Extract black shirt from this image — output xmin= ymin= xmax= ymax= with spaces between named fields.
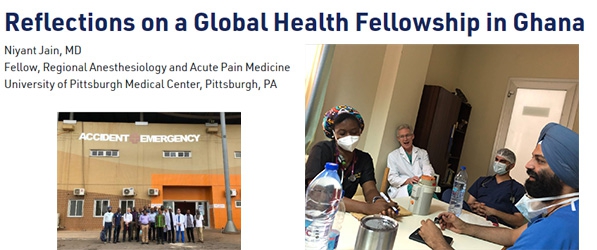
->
xmin=305 ymin=140 xmax=376 ymax=199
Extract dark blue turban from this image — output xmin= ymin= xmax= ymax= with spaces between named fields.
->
xmin=537 ymin=122 xmax=579 ymax=189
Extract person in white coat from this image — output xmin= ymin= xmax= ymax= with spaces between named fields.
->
xmin=163 ymin=207 xmax=173 ymax=243
xmin=174 ymin=208 xmax=187 ymax=243
xmin=387 ymin=124 xmax=436 ymax=199
xmin=195 ymin=210 xmax=204 ymax=243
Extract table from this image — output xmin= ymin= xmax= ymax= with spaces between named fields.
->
xmin=336 ymin=196 xmax=505 ymax=249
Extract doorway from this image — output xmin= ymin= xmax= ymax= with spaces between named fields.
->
xmin=164 ymin=200 xmax=210 ymax=228
xmin=492 ymin=78 xmax=578 ymax=182
xmin=175 ymin=201 xmax=196 ymax=215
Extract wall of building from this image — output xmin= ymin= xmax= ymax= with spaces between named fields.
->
xmin=57 ymin=121 xmax=241 ymax=230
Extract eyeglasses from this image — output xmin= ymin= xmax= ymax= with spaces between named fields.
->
xmin=398 ymin=134 xmax=414 ymax=139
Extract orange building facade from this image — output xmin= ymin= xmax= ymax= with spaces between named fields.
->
xmin=57 ymin=120 xmax=241 ymax=231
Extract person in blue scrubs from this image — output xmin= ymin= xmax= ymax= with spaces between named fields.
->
xmin=419 ymin=123 xmax=579 ymax=250
xmin=467 ymin=148 xmax=526 ymax=228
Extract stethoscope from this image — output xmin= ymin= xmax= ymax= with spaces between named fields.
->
xmin=335 ymin=149 xmax=357 ymax=184
xmin=481 ymin=175 xmax=516 ymax=204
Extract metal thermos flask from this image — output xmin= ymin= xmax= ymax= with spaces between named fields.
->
xmin=408 ymin=175 xmax=436 ymax=215
xmin=354 ymin=214 xmax=398 ymax=250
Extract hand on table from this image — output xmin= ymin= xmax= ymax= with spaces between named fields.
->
xmin=436 ymin=212 xmax=468 ymax=234
xmin=367 ymin=199 xmax=399 ymax=218
xmin=419 ymin=219 xmax=453 ymax=250
xmin=470 ymin=202 xmax=497 ymax=217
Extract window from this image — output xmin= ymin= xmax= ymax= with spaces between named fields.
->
xmin=68 ymin=200 xmax=84 ymax=217
xmin=163 ymin=201 xmax=174 ymax=211
xmin=94 ymin=200 xmax=110 ymax=217
xmin=234 ymin=151 xmax=241 ymax=158
xmin=90 ymin=149 xmax=119 ymax=157
xmin=235 ymin=200 xmax=241 ymax=208
xmin=120 ymin=200 xmax=135 ymax=212
xmin=163 ymin=151 xmax=191 ymax=158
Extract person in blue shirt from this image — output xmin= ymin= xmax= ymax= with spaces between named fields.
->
xmin=419 ymin=122 xmax=579 ymax=250
xmin=467 ymin=148 xmax=526 ymax=228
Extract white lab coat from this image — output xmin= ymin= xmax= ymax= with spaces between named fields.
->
xmin=164 ymin=211 xmax=172 ymax=231
xmin=387 ymin=146 xmax=435 ymax=199
xmin=174 ymin=213 xmax=186 ymax=231
xmin=195 ymin=214 xmax=204 ymax=228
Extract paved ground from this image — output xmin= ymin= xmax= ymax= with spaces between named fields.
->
xmin=57 ymin=229 xmax=241 ymax=249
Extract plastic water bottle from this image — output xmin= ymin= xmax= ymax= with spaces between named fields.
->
xmin=327 ymin=191 xmax=345 ymax=250
xmin=306 ymin=162 xmax=343 ymax=250
xmin=448 ymin=166 xmax=468 ymax=217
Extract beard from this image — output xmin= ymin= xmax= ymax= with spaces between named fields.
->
xmin=525 ymin=169 xmax=563 ymax=198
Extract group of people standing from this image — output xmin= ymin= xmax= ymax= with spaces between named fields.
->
xmin=102 ymin=205 xmax=205 ymax=245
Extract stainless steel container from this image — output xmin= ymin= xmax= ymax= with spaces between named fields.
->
xmin=354 ymin=215 xmax=398 ymax=250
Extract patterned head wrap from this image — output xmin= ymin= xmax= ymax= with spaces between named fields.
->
xmin=322 ymin=105 xmax=365 ymax=139
xmin=537 ymin=122 xmax=579 ymax=189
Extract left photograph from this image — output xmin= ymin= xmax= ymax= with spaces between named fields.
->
xmin=57 ymin=112 xmax=241 ymax=247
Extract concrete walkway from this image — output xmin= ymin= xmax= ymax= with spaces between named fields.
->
xmin=57 ymin=229 xmax=241 ymax=249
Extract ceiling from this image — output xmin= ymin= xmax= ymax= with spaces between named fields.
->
xmin=57 ymin=112 xmax=241 ymax=125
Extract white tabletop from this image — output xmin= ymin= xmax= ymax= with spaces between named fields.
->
xmin=336 ymin=197 xmax=505 ymax=250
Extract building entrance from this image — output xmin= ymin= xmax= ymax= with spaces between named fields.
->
xmin=164 ymin=200 xmax=210 ymax=228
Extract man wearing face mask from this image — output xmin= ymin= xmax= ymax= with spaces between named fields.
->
xmin=466 ymin=148 xmax=526 ymax=228
xmin=418 ymin=122 xmax=579 ymax=250
xmin=386 ymin=123 xmax=436 ymax=199
xmin=306 ymin=105 xmax=398 ymax=216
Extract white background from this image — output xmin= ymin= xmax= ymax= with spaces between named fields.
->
xmin=1 ymin=0 xmax=591 ymax=248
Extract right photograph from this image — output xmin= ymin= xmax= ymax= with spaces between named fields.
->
xmin=304 ymin=44 xmax=579 ymax=250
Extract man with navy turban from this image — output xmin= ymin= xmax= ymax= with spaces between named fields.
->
xmin=418 ymin=122 xmax=579 ymax=250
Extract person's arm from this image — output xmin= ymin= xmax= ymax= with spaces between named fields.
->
xmin=342 ymin=181 xmax=397 ymax=216
xmin=467 ymin=194 xmax=477 ymax=204
xmin=481 ymin=206 xmax=527 ymax=228
xmin=364 ymin=180 xmax=398 ymax=216
xmin=420 ymin=150 xmax=436 ymax=176
xmin=305 ymin=142 xmax=332 ymax=188
xmin=438 ymin=212 xmax=526 ymax=247
xmin=419 ymin=219 xmax=454 ymax=250
xmin=387 ymin=152 xmax=409 ymax=187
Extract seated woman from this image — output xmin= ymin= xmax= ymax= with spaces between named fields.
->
xmin=306 ymin=105 xmax=397 ymax=216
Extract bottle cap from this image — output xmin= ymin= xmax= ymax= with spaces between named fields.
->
xmin=325 ymin=162 xmax=339 ymax=171
xmin=460 ymin=166 xmax=466 ymax=170
xmin=421 ymin=175 xmax=435 ymax=186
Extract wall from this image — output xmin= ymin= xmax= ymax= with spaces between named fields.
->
xmin=311 ymin=44 xmax=386 ymax=147
xmin=447 ymin=45 xmax=579 ymax=188
xmin=57 ymin=121 xmax=242 ymax=230
xmin=311 ymin=44 xmax=579 ymax=196
xmin=310 ymin=44 xmax=434 ymax=192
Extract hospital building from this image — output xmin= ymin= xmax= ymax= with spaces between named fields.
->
xmin=57 ymin=112 xmax=241 ymax=231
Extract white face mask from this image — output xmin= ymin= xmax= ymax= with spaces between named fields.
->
xmin=493 ymin=161 xmax=508 ymax=175
xmin=336 ymin=135 xmax=360 ymax=152
xmin=515 ymin=192 xmax=579 ymax=221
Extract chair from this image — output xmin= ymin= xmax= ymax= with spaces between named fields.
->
xmin=441 ymin=189 xmax=472 ymax=212
xmin=380 ymin=167 xmax=390 ymax=194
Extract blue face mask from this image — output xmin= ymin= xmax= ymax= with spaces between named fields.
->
xmin=515 ymin=192 xmax=579 ymax=221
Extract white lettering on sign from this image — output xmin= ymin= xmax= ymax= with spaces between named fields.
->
xmin=140 ymin=134 xmax=201 ymax=143
xmin=213 ymin=204 xmax=225 ymax=209
xmin=78 ymin=133 xmax=201 ymax=143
